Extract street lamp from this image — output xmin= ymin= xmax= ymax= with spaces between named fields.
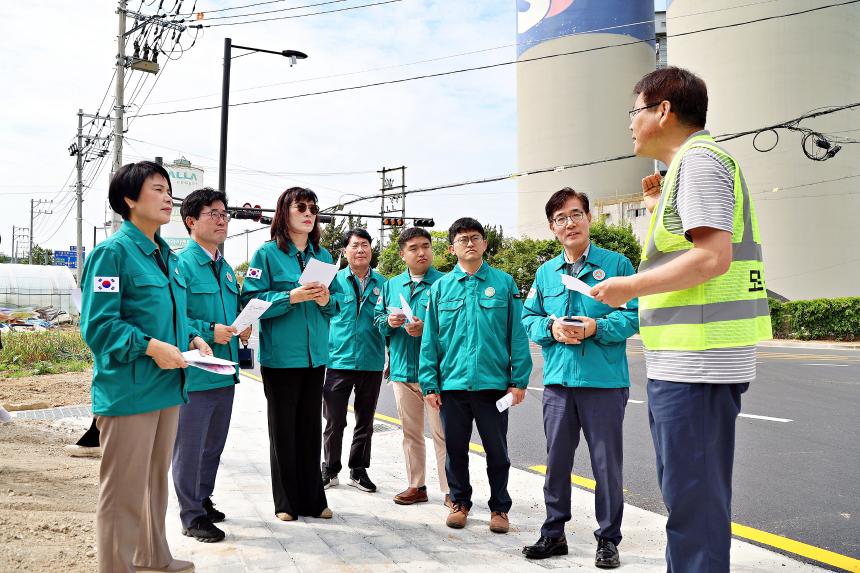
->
xmin=218 ymin=38 xmax=308 ymax=198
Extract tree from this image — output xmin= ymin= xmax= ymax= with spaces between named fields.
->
xmin=0 ymin=252 xmax=10 ymax=264
xmin=18 ymin=245 xmax=53 ymax=266
xmin=590 ymin=221 xmax=641 ymax=268
xmin=233 ymin=261 xmax=249 ymax=288
xmin=490 ymin=237 xmax=558 ymax=296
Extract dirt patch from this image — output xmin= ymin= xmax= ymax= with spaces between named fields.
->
xmin=0 ymin=370 xmax=91 ymax=410
xmin=0 ymin=419 xmax=99 ymax=572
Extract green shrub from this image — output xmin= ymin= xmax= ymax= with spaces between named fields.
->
xmin=769 ymin=297 xmax=860 ymax=341
xmin=0 ymin=330 xmax=93 ymax=376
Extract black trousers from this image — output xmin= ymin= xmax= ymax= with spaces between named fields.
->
xmin=440 ymin=390 xmax=512 ymax=513
xmin=261 ymin=366 xmax=327 ymax=517
xmin=322 ymin=369 xmax=383 ymax=474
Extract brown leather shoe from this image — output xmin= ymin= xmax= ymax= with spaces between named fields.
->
xmin=443 ymin=494 xmax=454 ymax=509
xmin=489 ymin=511 xmax=509 ymax=534
xmin=394 ymin=486 xmax=428 ymax=505
xmin=446 ymin=503 xmax=469 ymax=529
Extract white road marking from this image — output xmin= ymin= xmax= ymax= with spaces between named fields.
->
xmin=803 ymin=363 xmax=849 ymax=367
xmin=739 ymin=413 xmax=793 ymax=423
xmin=629 ymin=399 xmax=645 ymax=404
xmin=528 ymin=386 xmax=543 ymax=391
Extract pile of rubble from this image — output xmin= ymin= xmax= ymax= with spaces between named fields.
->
xmin=0 ymin=306 xmax=73 ymax=332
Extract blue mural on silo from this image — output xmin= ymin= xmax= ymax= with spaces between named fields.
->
xmin=517 ymin=0 xmax=655 ymax=56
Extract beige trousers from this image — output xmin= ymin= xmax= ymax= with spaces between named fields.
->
xmin=392 ymin=382 xmax=448 ymax=493
xmin=96 ymin=406 xmax=179 ymax=573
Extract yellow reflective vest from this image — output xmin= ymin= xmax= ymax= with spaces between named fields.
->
xmin=638 ymin=133 xmax=772 ymax=351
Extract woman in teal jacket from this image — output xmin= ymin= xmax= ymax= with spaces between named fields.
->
xmin=80 ymin=161 xmax=211 ymax=573
xmin=241 ymin=186 xmax=340 ymax=521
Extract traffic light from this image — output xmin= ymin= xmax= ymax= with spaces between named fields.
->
xmin=413 ymin=218 xmax=435 ymax=227
xmin=382 ymin=217 xmax=404 ymax=226
xmin=231 ymin=202 xmax=263 ymax=221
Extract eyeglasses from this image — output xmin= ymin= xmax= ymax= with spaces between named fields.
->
xmin=200 ymin=210 xmax=231 ymax=222
xmin=551 ymin=211 xmax=586 ymax=226
xmin=628 ymin=102 xmax=661 ymax=121
xmin=453 ymin=235 xmax=484 ymax=246
xmin=294 ymin=202 xmax=319 ymax=215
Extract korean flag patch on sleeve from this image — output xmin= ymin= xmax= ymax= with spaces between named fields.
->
xmin=246 ymin=267 xmax=263 ymax=279
xmin=94 ymin=276 xmax=119 ymax=292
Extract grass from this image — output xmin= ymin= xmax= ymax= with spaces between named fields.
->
xmin=0 ymin=329 xmax=93 ymax=378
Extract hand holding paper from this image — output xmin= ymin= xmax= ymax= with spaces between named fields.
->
xmin=181 ymin=350 xmax=237 ymax=375
xmin=398 ymin=293 xmax=415 ymax=323
xmin=560 ymin=273 xmax=626 ymax=309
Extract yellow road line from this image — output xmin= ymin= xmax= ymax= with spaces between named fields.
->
xmin=731 ymin=523 xmax=860 ymax=572
xmin=529 ymin=464 xmax=597 ymax=490
xmin=243 ymin=370 xmax=860 ymax=571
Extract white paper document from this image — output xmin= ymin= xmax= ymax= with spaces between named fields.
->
xmin=495 ymin=393 xmax=514 ymax=413
xmin=70 ymin=288 xmax=82 ymax=312
xmin=299 ymin=257 xmax=339 ymax=287
xmin=231 ymin=298 xmax=271 ymax=332
xmin=182 ymin=350 xmax=237 ymax=375
xmin=559 ymin=273 xmax=626 ymax=309
xmin=398 ymin=293 xmax=415 ymax=323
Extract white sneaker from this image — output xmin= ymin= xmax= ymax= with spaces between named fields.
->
xmin=64 ymin=445 xmax=102 ymax=458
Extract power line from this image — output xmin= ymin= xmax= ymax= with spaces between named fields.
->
xmin=132 ymin=0 xmax=860 ymax=120
xmin=181 ymin=0 xmax=345 ymax=15
xmin=192 ymin=0 xmax=351 ymax=20
xmin=191 ymin=0 xmax=401 ymax=27
xmin=145 ymin=18 xmax=656 ymax=107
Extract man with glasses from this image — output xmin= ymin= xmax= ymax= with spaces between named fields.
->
xmin=323 ymin=228 xmax=387 ymax=493
xmin=521 ymin=188 xmax=638 ymax=568
xmin=593 ymin=67 xmax=771 ymax=572
xmin=174 ymin=187 xmax=251 ymax=542
xmin=419 ymin=218 xmax=532 ymax=534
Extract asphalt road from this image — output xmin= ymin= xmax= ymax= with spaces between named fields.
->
xmin=372 ymin=340 xmax=860 ymax=568
xmin=243 ymin=337 xmax=859 ymax=569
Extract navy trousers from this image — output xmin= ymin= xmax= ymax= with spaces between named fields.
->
xmin=541 ymin=385 xmax=628 ymax=543
xmin=440 ymin=390 xmax=512 ymax=513
xmin=647 ymin=379 xmax=748 ymax=573
xmin=172 ymin=384 xmax=235 ymax=529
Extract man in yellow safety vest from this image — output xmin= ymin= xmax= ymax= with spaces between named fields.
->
xmin=592 ymin=66 xmax=772 ymax=573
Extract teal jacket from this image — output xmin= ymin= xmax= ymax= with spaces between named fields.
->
xmin=81 ymin=220 xmax=196 ymax=416
xmin=521 ymin=244 xmax=639 ymax=388
xmin=240 ymin=240 xmax=341 ymax=368
xmin=374 ymin=267 xmax=444 ymax=383
xmin=178 ymin=240 xmax=240 ymax=392
xmin=419 ymin=262 xmax=533 ymax=394
xmin=328 ymin=267 xmax=387 ymax=371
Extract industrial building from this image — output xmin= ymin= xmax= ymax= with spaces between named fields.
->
xmin=517 ymin=0 xmax=860 ymax=300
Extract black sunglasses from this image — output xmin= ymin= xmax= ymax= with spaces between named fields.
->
xmin=294 ymin=202 xmax=319 ymax=215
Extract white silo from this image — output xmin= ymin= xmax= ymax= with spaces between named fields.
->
xmin=666 ymin=0 xmax=860 ymax=299
xmin=516 ymin=0 xmax=656 ymax=237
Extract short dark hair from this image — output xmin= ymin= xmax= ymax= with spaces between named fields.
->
xmin=398 ymin=226 xmax=432 ymax=249
xmin=633 ymin=66 xmax=708 ymax=128
xmin=180 ymin=187 xmax=228 ymax=233
xmin=545 ymin=187 xmax=590 ymax=221
xmin=271 ymin=187 xmax=321 ymax=252
xmin=343 ymin=228 xmax=373 ymax=247
xmin=448 ymin=217 xmax=485 ymax=244
xmin=108 ymin=161 xmax=172 ymax=220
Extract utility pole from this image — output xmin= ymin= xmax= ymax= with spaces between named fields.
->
xmin=110 ymin=0 xmax=128 ymax=233
xmin=14 ymin=227 xmax=30 ymax=264
xmin=76 ymin=109 xmax=84 ymax=282
xmin=11 ymin=226 xmax=15 ymax=264
xmin=378 ymin=166 xmax=406 ymax=248
xmin=29 ymin=200 xmax=53 ymax=264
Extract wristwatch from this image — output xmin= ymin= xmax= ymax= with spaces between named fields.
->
xmin=209 ymin=322 xmax=216 ymax=332
xmin=547 ymin=318 xmax=555 ymax=334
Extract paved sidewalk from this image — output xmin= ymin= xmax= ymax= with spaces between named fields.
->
xmin=164 ymin=376 xmax=825 ymax=572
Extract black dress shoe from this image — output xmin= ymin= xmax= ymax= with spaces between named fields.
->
xmin=203 ymin=497 xmax=225 ymax=523
xmin=523 ymin=535 xmax=568 ymax=560
xmin=595 ymin=538 xmax=620 ymax=569
xmin=182 ymin=516 xmax=225 ymax=543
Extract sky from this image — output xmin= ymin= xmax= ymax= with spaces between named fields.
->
xmin=0 ymin=0 xmax=528 ymax=266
